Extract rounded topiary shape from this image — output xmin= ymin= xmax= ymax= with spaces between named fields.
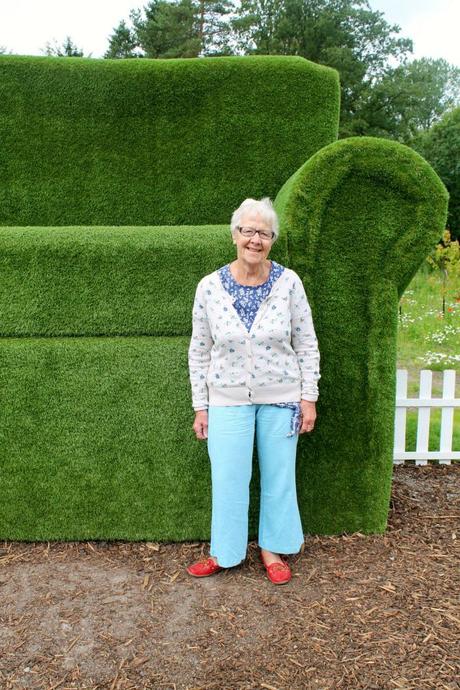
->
xmin=274 ymin=137 xmax=448 ymax=534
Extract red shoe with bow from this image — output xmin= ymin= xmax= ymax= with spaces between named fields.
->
xmin=261 ymin=554 xmax=292 ymax=585
xmin=186 ymin=556 xmax=223 ymax=578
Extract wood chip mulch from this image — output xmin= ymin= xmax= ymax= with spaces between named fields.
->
xmin=0 ymin=464 xmax=459 ymax=690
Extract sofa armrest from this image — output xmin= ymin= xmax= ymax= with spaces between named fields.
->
xmin=275 ymin=136 xmax=448 ymax=299
xmin=273 ymin=137 xmax=448 ymax=534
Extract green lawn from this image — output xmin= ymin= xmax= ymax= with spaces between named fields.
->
xmin=397 ymin=261 xmax=460 ymax=454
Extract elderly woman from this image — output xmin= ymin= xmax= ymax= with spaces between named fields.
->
xmin=187 ymin=197 xmax=320 ymax=585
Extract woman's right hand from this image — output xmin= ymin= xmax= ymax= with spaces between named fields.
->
xmin=193 ymin=410 xmax=208 ymax=440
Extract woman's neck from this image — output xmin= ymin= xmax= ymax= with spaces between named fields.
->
xmin=231 ymin=259 xmax=271 ymax=286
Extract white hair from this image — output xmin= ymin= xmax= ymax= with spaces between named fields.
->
xmin=230 ymin=197 xmax=279 ymax=241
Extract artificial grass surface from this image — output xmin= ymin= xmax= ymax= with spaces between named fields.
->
xmin=0 ymin=54 xmax=339 ymax=227
xmin=274 ymin=137 xmax=449 ymax=535
xmin=0 ymin=225 xmax=283 ymax=336
xmin=0 ymin=223 xmax=289 ymax=539
xmin=0 ymin=336 xmax=210 ymax=540
xmin=0 ymin=58 xmax=450 ymax=540
xmin=0 ymin=334 xmax=388 ymax=540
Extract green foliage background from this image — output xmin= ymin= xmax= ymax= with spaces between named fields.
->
xmin=412 ymin=108 xmax=460 ymax=239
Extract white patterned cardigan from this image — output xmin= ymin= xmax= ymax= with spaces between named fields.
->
xmin=218 ymin=260 xmax=302 ymax=436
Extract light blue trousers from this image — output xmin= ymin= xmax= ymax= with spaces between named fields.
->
xmin=207 ymin=404 xmax=304 ymax=568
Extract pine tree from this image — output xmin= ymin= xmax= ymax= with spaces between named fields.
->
xmin=105 ymin=20 xmax=140 ymax=59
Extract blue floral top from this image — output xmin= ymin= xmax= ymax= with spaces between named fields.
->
xmin=217 ymin=261 xmax=302 ymax=436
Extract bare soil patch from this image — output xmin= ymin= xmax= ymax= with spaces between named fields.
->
xmin=1 ymin=464 xmax=459 ymax=690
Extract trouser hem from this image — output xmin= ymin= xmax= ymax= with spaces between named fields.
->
xmin=211 ymin=554 xmax=246 ymax=568
xmin=257 ymin=541 xmax=304 ymax=555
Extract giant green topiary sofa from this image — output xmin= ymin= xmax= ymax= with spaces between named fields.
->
xmin=0 ymin=54 xmax=448 ymax=540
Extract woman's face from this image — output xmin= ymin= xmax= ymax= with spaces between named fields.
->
xmin=234 ymin=212 xmax=274 ymax=266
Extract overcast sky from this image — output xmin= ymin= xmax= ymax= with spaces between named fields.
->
xmin=0 ymin=0 xmax=459 ymax=66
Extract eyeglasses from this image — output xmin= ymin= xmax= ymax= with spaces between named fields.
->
xmin=238 ymin=226 xmax=274 ymax=240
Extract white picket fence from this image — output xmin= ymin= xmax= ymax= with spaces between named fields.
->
xmin=394 ymin=369 xmax=460 ymax=465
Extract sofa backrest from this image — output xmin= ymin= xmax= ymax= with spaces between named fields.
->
xmin=0 ymin=55 xmax=339 ymax=226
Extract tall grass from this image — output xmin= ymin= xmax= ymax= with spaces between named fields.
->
xmin=397 ymin=259 xmax=460 ymax=454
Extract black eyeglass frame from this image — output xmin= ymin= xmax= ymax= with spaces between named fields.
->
xmin=237 ymin=225 xmax=275 ymax=240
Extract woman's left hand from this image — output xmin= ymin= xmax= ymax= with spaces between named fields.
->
xmin=299 ymin=400 xmax=316 ymax=434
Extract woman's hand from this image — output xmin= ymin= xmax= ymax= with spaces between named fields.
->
xmin=299 ymin=400 xmax=316 ymax=434
xmin=193 ymin=410 xmax=209 ymax=440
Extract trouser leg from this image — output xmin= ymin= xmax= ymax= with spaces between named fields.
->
xmin=207 ymin=405 xmax=255 ymax=568
xmin=256 ymin=405 xmax=304 ymax=554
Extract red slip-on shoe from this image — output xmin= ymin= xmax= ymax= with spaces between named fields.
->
xmin=186 ymin=556 xmax=223 ymax=578
xmin=261 ymin=555 xmax=292 ymax=585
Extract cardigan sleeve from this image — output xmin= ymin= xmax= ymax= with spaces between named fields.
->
xmin=188 ymin=279 xmax=214 ymax=411
xmin=289 ymin=273 xmax=321 ymax=402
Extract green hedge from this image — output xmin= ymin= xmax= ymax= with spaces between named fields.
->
xmin=0 ymin=55 xmax=339 ymax=226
